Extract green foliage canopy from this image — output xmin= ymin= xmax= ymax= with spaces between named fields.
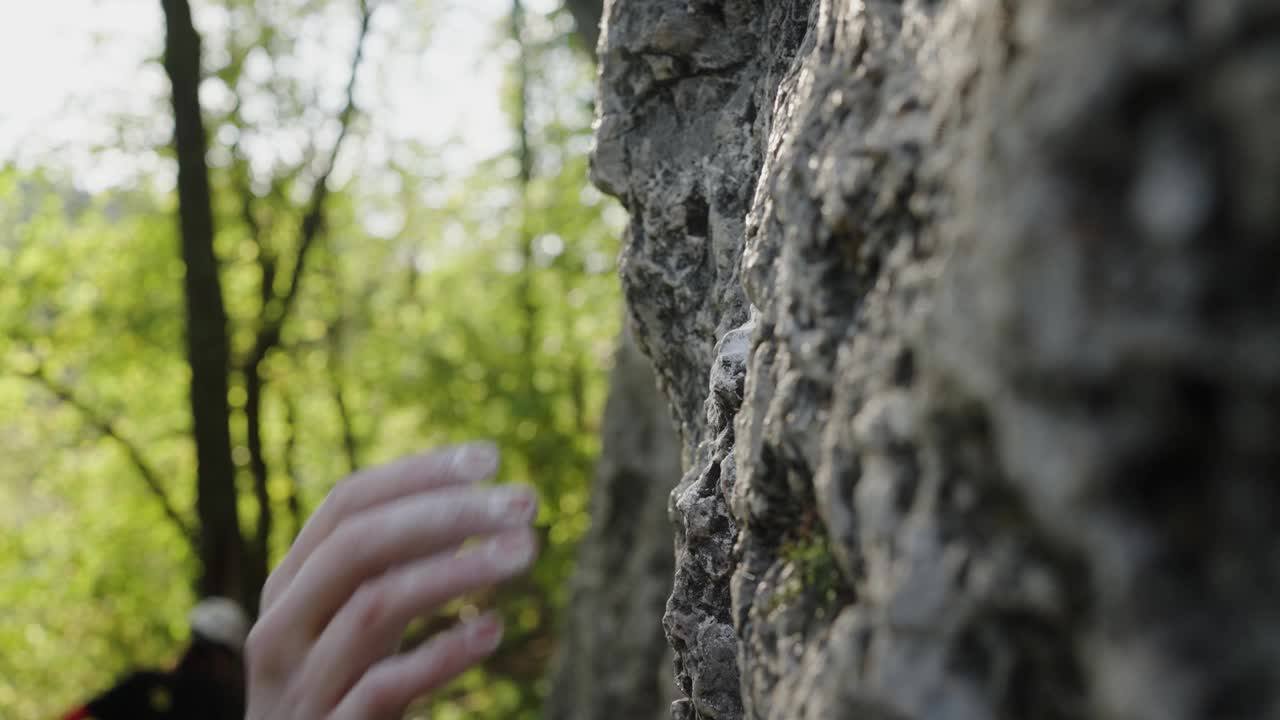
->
xmin=0 ymin=1 xmax=620 ymax=718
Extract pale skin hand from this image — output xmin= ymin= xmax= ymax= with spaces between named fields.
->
xmin=245 ymin=442 xmax=538 ymax=720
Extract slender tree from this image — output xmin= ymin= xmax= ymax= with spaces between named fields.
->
xmin=238 ymin=0 xmax=376 ymax=608
xmin=158 ymin=0 xmax=376 ymax=612
xmin=159 ymin=0 xmax=244 ymax=604
xmin=513 ymin=0 xmax=538 ymax=405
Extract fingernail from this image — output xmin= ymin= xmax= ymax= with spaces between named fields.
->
xmin=486 ymin=532 xmax=533 ymax=572
xmin=490 ymin=486 xmax=537 ymax=524
xmin=455 ymin=441 xmax=499 ymax=482
xmin=468 ymin=614 xmax=503 ymax=653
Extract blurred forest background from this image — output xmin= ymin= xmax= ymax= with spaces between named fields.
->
xmin=0 ymin=0 xmax=619 ymax=717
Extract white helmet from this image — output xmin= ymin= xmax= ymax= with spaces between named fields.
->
xmin=188 ymin=597 xmax=250 ymax=654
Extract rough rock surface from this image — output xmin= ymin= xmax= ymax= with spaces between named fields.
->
xmin=592 ymin=0 xmax=1280 ymax=718
xmin=546 ymin=323 xmax=682 ymax=720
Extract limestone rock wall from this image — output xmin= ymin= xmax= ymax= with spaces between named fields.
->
xmin=592 ymin=0 xmax=1280 ymax=718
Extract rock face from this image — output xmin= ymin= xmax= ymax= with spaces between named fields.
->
xmin=591 ymin=0 xmax=1280 ymax=718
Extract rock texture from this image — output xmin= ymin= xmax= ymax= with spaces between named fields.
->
xmin=592 ymin=0 xmax=1280 ymax=718
xmin=546 ymin=323 xmax=682 ymax=720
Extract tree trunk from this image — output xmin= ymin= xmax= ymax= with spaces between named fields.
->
xmin=594 ymin=1 xmax=1280 ymax=719
xmin=160 ymin=0 xmax=245 ymax=606
xmin=243 ymin=363 xmax=272 ymax=614
xmin=563 ymin=0 xmax=603 ymax=56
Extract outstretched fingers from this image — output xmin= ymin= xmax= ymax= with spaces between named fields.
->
xmin=244 ymin=444 xmax=541 ymax=720
xmin=327 ymin=614 xmax=505 ymax=720
xmin=296 ymin=528 xmax=538 ymax=713
xmin=264 ymin=482 xmax=536 ymax=636
xmin=260 ymin=441 xmax=499 ymax=613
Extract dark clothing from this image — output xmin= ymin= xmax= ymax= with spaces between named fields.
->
xmin=69 ymin=663 xmax=243 ymax=720
xmin=83 ymin=671 xmax=177 ymax=719
xmin=63 ymin=616 xmax=247 ymax=720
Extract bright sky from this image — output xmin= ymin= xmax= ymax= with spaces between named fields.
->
xmin=0 ymin=0 xmax=550 ymax=193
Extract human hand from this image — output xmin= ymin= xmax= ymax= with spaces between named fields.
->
xmin=244 ymin=442 xmax=538 ymax=719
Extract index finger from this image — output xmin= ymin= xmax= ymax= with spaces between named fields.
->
xmin=260 ymin=441 xmax=500 ymax=612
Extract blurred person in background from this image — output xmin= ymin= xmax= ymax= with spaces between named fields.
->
xmin=61 ymin=597 xmax=249 ymax=720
